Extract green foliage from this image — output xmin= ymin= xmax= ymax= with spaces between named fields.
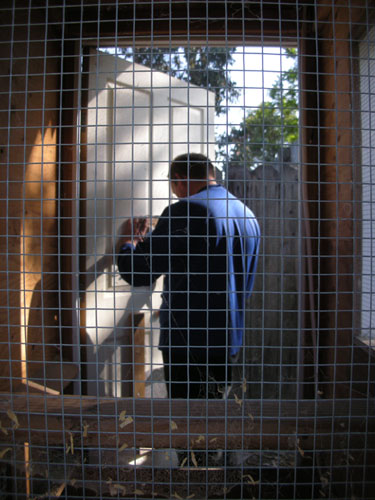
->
xmin=218 ymin=49 xmax=299 ymax=169
xmin=108 ymin=46 xmax=298 ymax=165
xmin=116 ymin=47 xmax=239 ymax=115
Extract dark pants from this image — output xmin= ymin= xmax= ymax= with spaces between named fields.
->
xmin=162 ymin=348 xmax=231 ymax=399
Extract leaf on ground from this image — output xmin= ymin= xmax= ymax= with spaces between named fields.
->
xmin=234 ymin=393 xmax=243 ymax=407
xmin=0 ymin=421 xmax=8 ymax=436
xmin=170 ymin=420 xmax=178 ymax=431
xmin=243 ymin=474 xmax=259 ymax=485
xmin=0 ymin=447 xmax=11 ymax=459
xmin=7 ymin=409 xmax=19 ymax=429
xmin=248 ymin=413 xmax=255 ymax=429
xmin=320 ymin=475 xmax=329 ymax=486
xmin=69 ymin=432 xmax=74 ymax=454
xmin=119 ymin=416 xmax=133 ymax=428
xmin=65 ymin=432 xmax=74 ymax=455
xmin=113 ymin=484 xmax=126 ymax=495
xmin=242 ymin=378 xmax=247 ymax=393
xmin=82 ymin=421 xmax=89 ymax=438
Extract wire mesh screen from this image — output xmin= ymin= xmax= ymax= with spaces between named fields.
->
xmin=0 ymin=1 xmax=375 ymax=499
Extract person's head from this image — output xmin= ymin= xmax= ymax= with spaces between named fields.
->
xmin=169 ymin=153 xmax=216 ymax=198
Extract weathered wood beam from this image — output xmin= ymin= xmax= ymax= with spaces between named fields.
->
xmin=45 ymin=0 xmax=301 ymax=41
xmin=0 ymin=396 xmax=374 ymax=451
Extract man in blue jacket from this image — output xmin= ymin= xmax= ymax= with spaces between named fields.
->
xmin=118 ymin=153 xmax=260 ymax=399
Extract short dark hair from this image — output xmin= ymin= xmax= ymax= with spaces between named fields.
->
xmin=170 ymin=153 xmax=215 ymax=181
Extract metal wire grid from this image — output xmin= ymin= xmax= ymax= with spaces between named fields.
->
xmin=0 ymin=0 xmax=374 ymax=499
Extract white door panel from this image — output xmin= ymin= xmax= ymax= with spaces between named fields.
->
xmin=84 ymin=50 xmax=215 ymax=396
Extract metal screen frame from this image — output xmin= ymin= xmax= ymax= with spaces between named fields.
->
xmin=0 ymin=1 xmax=374 ymax=499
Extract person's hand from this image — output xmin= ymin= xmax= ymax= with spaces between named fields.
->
xmin=117 ymin=217 xmax=150 ymax=250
